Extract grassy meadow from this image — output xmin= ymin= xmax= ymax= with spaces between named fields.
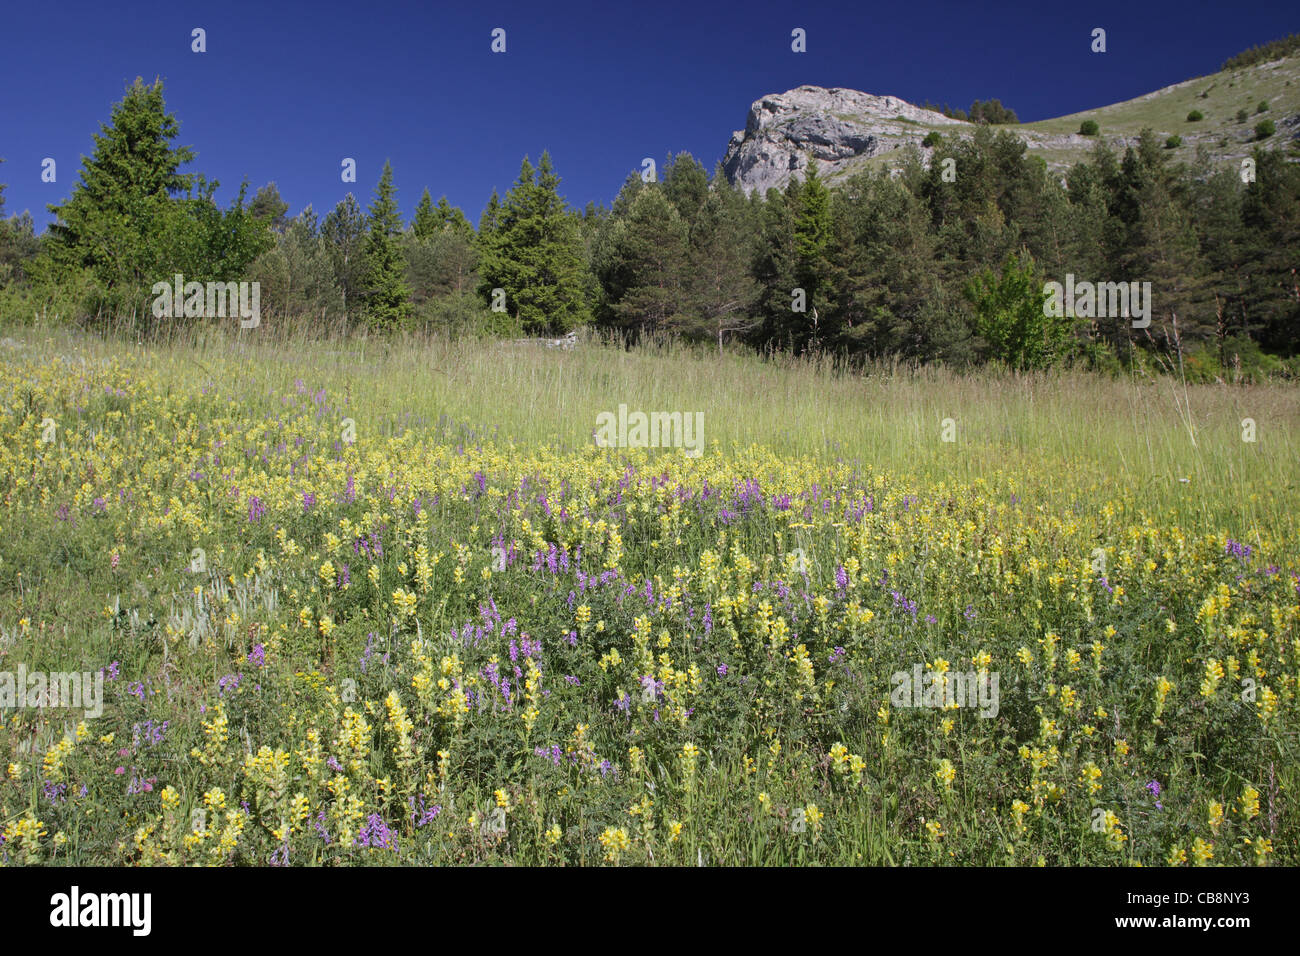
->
xmin=0 ymin=323 xmax=1297 ymax=865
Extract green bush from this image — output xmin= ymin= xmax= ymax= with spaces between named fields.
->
xmin=1165 ymin=135 xmax=1182 ymax=149
xmin=1183 ymin=336 xmax=1287 ymax=384
xmin=921 ymin=131 xmax=942 ymax=148
xmin=1257 ymin=100 xmax=1270 ymax=113
xmin=1187 ymin=109 xmax=1204 ymax=122
xmin=1237 ymin=109 xmax=1249 ymax=123
xmin=1255 ymin=119 xmax=1276 ymax=140
xmin=410 ymin=289 xmax=521 ymax=339
xmin=963 ymin=252 xmax=1074 ymax=371
xmin=1079 ymin=120 xmax=1099 ymax=136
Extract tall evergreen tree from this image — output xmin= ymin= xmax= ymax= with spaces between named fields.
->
xmin=44 ymin=77 xmax=196 ymax=297
xmin=1115 ymin=130 xmax=1209 ymax=341
xmin=663 ymin=152 xmax=710 ymax=229
xmin=591 ymin=185 xmax=690 ymax=335
xmin=249 ymin=205 xmax=344 ymax=325
xmin=793 ymin=160 xmax=836 ymax=347
xmin=476 ymin=153 xmax=591 ymax=334
xmin=683 ymin=169 xmax=759 ymax=351
xmin=41 ymin=77 xmax=271 ymax=321
xmin=250 ymin=183 xmax=290 ymax=232
xmin=412 ymin=188 xmax=439 ymax=241
xmin=433 ymin=196 xmax=474 ymax=239
xmin=832 ymin=167 xmax=940 ymax=358
xmin=1236 ymin=148 xmax=1300 ymax=353
xmin=360 ymin=160 xmax=412 ymax=329
xmin=321 ymin=193 xmax=368 ymax=321
xmin=752 ymin=185 xmax=802 ymax=350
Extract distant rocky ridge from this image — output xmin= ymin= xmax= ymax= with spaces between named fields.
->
xmin=721 ymin=85 xmax=1108 ymax=194
xmin=722 ymin=66 xmax=1300 ymax=194
xmin=721 ymin=86 xmax=963 ymax=194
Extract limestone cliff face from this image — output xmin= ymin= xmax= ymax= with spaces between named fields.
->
xmin=721 ymin=86 xmax=970 ymax=194
xmin=722 ymin=70 xmax=1300 ymax=193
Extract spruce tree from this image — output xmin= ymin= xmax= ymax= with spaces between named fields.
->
xmin=591 ymin=186 xmax=689 ymax=335
xmin=361 ymin=160 xmax=412 ymax=329
xmin=322 ymin=193 xmax=369 ymax=321
xmin=250 ymin=183 xmax=289 ymax=232
xmin=752 ymin=185 xmax=799 ymax=349
xmin=476 ymin=152 xmax=591 ymax=334
xmin=45 ymin=77 xmax=196 ymax=295
xmin=434 ymin=196 xmax=474 ymax=239
xmin=412 ymin=188 xmax=439 ymax=241
xmin=685 ymin=169 xmax=759 ymax=351
xmin=792 ymin=160 xmax=836 ymax=348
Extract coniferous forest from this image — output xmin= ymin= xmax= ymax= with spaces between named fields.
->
xmin=2 ymin=75 xmax=1298 ymax=379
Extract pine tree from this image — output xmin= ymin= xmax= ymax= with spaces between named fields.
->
xmin=1237 ymin=148 xmax=1300 ymax=353
xmin=792 ymin=160 xmax=836 ymax=349
xmin=683 ymin=169 xmax=759 ymax=351
xmin=1117 ymin=130 xmax=1210 ymax=342
xmin=479 ymin=190 xmax=502 ymax=236
xmin=434 ymin=196 xmax=474 ymax=239
xmin=405 ymin=190 xmax=479 ymax=302
xmin=476 ymin=153 xmax=591 ymax=334
xmin=832 ymin=167 xmax=939 ymax=358
xmin=250 ymin=183 xmax=289 ymax=232
xmin=41 ymin=77 xmax=272 ymax=322
xmin=663 ymin=152 xmax=709 ymax=229
xmin=591 ymin=185 xmax=689 ymax=335
xmin=752 ymin=185 xmax=799 ymax=349
xmin=249 ymin=205 xmax=344 ymax=325
xmin=45 ymin=77 xmax=197 ymax=296
xmin=322 ymin=193 xmax=368 ymax=321
xmin=412 ymin=188 xmax=439 ymax=241
xmin=361 ymin=160 xmax=412 ymax=330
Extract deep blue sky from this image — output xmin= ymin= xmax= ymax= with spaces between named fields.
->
xmin=1 ymin=0 xmax=1295 ymax=232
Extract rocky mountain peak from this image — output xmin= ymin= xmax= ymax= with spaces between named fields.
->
xmin=722 ymin=85 xmax=969 ymax=194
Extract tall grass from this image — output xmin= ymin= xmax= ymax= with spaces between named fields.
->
xmin=8 ymin=319 xmax=1297 ymax=537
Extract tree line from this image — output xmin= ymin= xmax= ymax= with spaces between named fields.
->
xmin=2 ymin=77 xmax=1298 ymax=378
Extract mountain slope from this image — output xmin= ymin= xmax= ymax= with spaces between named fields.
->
xmin=722 ymin=54 xmax=1300 ymax=193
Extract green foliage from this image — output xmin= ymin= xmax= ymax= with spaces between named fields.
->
xmin=920 ymin=99 xmax=1018 ymax=124
xmin=1186 ymin=109 xmax=1204 ymax=122
xmin=968 ymin=98 xmax=1019 ymax=124
xmin=962 ymin=252 xmax=1073 ymax=370
xmin=0 ymin=162 xmax=40 ymax=290
xmin=1257 ymin=100 xmax=1270 ymax=113
xmin=1079 ymin=120 xmax=1099 ymax=136
xmin=410 ymin=288 xmax=517 ymax=338
xmin=9 ymin=72 xmax=1300 ymax=369
xmin=247 ymin=206 xmax=343 ymax=326
xmin=1255 ymin=119 xmax=1276 ymax=139
xmin=1221 ymin=32 xmax=1300 ymax=71
xmin=39 ymin=77 xmax=272 ymax=325
xmin=360 ymin=160 xmax=412 ymax=331
xmin=250 ymin=183 xmax=289 ymax=232
xmin=321 ymin=194 xmax=368 ymax=321
xmin=413 ymin=188 xmax=473 ymax=243
xmin=590 ymin=185 xmax=690 ymax=334
xmin=1237 ymin=109 xmax=1250 ymax=123
xmin=475 ymin=153 xmax=591 ymax=335
xmin=404 ymin=224 xmax=478 ymax=303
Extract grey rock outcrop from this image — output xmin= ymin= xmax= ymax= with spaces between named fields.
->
xmin=721 ymin=86 xmax=969 ymax=194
